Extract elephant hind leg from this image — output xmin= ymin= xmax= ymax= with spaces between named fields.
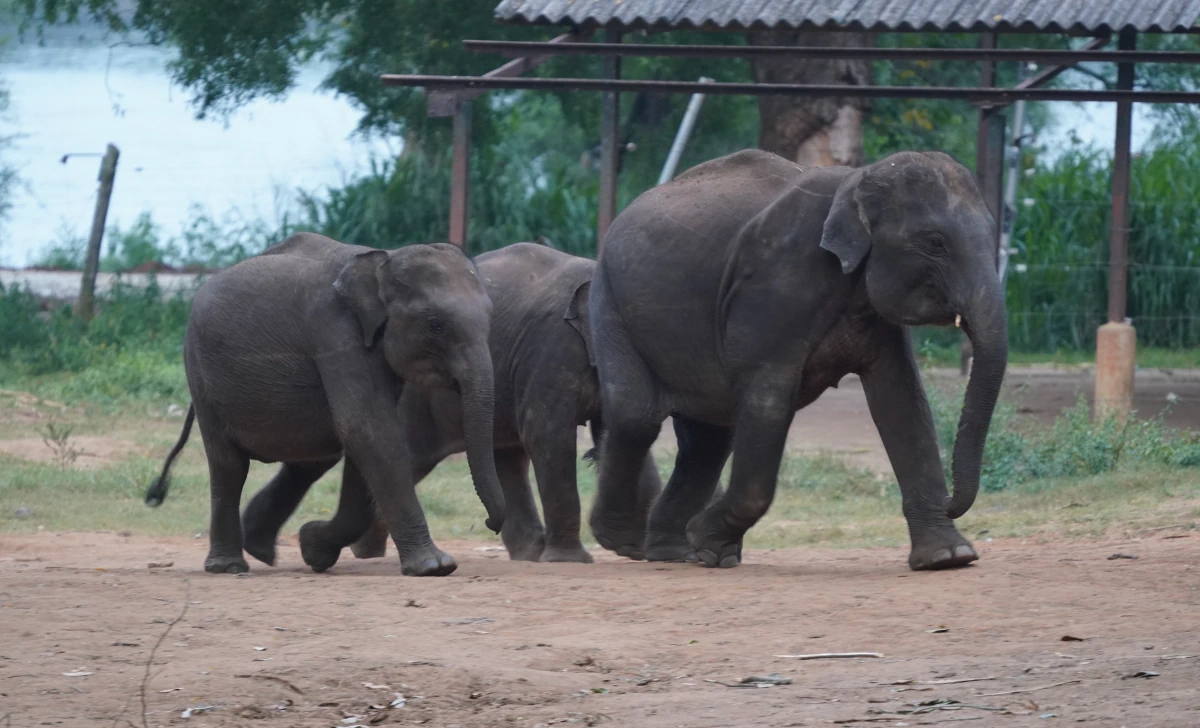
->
xmin=242 ymin=458 xmax=341 ymax=566
xmin=197 ymin=416 xmax=252 ymax=574
xmin=645 ymin=416 xmax=731 ymax=562
xmin=493 ymin=447 xmax=546 ymax=562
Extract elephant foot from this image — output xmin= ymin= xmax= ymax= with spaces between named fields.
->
xmin=540 ymin=543 xmax=594 ymax=563
xmin=399 ymin=545 xmax=458 ymax=577
xmin=298 ymin=521 xmax=342 ymax=574
xmin=503 ymin=525 xmax=546 ymax=562
xmin=242 ymin=529 xmax=278 ymax=566
xmin=204 ymin=551 xmax=249 ymax=574
xmin=686 ymin=508 xmax=744 ymax=569
xmin=908 ymin=527 xmax=979 ymax=571
xmin=349 ymin=534 xmax=387 ymax=560
xmin=589 ymin=512 xmax=647 ymax=561
xmin=349 ymin=518 xmax=388 ymax=560
xmin=643 ymin=535 xmax=698 ymax=563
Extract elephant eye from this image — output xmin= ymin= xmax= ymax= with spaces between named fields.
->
xmin=926 ymin=233 xmax=948 ymax=252
xmin=426 ymin=318 xmax=446 ymax=336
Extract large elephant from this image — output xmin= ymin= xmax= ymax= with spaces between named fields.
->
xmin=240 ymin=242 xmax=663 ymax=570
xmin=588 ymin=149 xmax=1007 ymax=571
xmin=143 ymin=233 xmax=505 ymax=576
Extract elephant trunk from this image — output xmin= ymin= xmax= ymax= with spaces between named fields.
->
xmin=453 ymin=345 xmax=506 ymax=534
xmin=946 ymin=279 xmax=1009 ymax=519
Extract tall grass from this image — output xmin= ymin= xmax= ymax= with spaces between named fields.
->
xmin=1006 ymin=136 xmax=1200 ymax=351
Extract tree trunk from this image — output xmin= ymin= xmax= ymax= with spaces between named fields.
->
xmin=748 ymin=31 xmax=873 ymax=167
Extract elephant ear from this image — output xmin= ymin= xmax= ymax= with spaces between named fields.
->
xmin=333 ymin=249 xmax=390 ymax=348
xmin=819 ymin=168 xmax=873 ymax=275
xmin=563 ymin=279 xmax=596 ymax=367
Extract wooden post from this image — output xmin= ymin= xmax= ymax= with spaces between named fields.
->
xmin=1095 ymin=29 xmax=1137 ymax=421
xmin=78 ymin=143 xmax=119 ymax=323
xmin=597 ymin=27 xmax=622 ymax=251
xmin=448 ymin=101 xmax=473 ymax=249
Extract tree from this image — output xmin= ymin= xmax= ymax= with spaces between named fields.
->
xmin=748 ymin=31 xmax=872 ymax=167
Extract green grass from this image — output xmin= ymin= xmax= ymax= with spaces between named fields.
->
xmin=2 ymin=388 xmax=1198 ymax=551
xmin=914 ymin=341 xmax=1200 ymax=370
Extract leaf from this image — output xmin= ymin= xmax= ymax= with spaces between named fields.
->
xmin=181 ymin=705 xmax=214 ymax=718
xmin=1060 ymin=635 xmax=1086 ymax=641
xmin=62 ymin=671 xmax=94 ymax=677
xmin=362 ymin=682 xmax=391 ymax=690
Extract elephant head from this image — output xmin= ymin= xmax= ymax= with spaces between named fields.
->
xmin=820 ymin=151 xmax=1008 ymax=520
xmin=334 ymin=243 xmax=505 ymax=533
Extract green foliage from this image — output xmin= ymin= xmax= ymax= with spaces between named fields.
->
xmin=0 ymin=279 xmax=191 ymax=402
xmin=1004 ymin=133 xmax=1200 ymax=351
xmin=927 ymin=380 xmax=1200 ymax=493
xmin=32 ymin=206 xmax=280 ymax=272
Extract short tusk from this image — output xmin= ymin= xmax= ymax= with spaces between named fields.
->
xmin=955 ymin=314 xmax=962 ymax=328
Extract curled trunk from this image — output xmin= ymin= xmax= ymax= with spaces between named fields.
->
xmin=454 ymin=348 xmax=506 ymax=533
xmin=946 ymin=285 xmax=1009 ymax=519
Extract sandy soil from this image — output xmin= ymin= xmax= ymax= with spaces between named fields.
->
xmin=1 ymin=532 xmax=1197 ymax=727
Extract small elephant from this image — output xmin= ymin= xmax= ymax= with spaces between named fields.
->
xmin=242 ymin=242 xmax=663 ymax=568
xmin=588 ymin=150 xmax=1008 ymax=571
xmin=144 ymin=233 xmax=506 ymax=576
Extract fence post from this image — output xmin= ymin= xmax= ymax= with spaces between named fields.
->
xmin=78 ymin=143 xmax=119 ymax=323
xmin=1095 ymin=29 xmax=1137 ymax=421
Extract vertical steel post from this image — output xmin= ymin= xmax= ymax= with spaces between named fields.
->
xmin=448 ymin=100 xmax=473 ymax=249
xmin=964 ymin=33 xmax=998 ymax=375
xmin=597 ymin=27 xmax=622 ymax=250
xmin=1108 ymin=30 xmax=1136 ymax=324
xmin=78 ymin=143 xmax=119 ymax=323
xmin=1095 ymin=29 xmax=1138 ymax=421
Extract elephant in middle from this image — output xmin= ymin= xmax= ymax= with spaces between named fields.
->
xmin=243 ymin=242 xmax=663 ymax=567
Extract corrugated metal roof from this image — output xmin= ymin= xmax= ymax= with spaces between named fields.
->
xmin=493 ymin=0 xmax=1200 ymax=33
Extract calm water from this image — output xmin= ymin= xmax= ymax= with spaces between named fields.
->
xmin=0 ymin=22 xmax=391 ymax=266
xmin=0 ymin=23 xmax=1151 ymax=267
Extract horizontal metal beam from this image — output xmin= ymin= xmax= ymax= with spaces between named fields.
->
xmin=428 ymin=30 xmax=591 ymax=116
xmin=382 ymin=74 xmax=1200 ymax=104
xmin=462 ymin=39 xmax=1200 ymax=65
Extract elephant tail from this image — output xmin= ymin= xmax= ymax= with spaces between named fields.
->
xmin=145 ymin=404 xmax=195 ymax=507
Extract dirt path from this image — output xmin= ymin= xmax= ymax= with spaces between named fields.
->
xmin=2 ymin=533 xmax=1197 ymax=727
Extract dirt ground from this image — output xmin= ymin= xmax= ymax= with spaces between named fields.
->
xmin=1 ymin=533 xmax=1198 ymax=728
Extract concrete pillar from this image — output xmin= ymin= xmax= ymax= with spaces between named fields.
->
xmin=1094 ymin=322 xmax=1136 ymax=421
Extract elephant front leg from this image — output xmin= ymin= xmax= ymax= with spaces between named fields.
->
xmin=686 ymin=380 xmax=793 ymax=568
xmin=861 ymin=328 xmax=977 ymax=571
xmin=525 ymin=427 xmax=591 ymax=563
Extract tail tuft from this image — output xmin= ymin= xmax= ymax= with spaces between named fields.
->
xmin=582 ymin=447 xmax=598 ymax=466
xmin=144 ymin=476 xmax=169 ymax=507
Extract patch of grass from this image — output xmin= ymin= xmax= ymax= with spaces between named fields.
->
xmin=913 ymin=339 xmax=1200 ymax=370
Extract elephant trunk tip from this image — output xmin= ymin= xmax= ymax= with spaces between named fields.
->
xmin=485 ymin=515 xmax=504 ymax=534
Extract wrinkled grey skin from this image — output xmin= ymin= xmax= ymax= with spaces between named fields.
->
xmin=144 ymin=233 xmax=505 ymax=577
xmin=242 ymin=243 xmax=663 ymax=568
xmin=589 ymin=150 xmax=1008 ymax=571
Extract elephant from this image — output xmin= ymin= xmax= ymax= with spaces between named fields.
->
xmin=587 ymin=149 xmax=1007 ymax=571
xmin=143 ymin=232 xmax=506 ymax=576
xmin=239 ymin=242 xmax=664 ymax=570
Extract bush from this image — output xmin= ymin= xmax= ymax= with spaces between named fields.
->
xmin=927 ymin=378 xmax=1200 ymax=492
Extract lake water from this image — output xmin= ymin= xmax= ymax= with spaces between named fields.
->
xmin=0 ymin=22 xmax=392 ymax=266
xmin=0 ymin=21 xmax=1152 ymax=267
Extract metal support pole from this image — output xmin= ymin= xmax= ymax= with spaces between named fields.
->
xmin=1107 ymin=31 xmax=1136 ymax=324
xmin=998 ymin=64 xmax=1030 ymax=285
xmin=964 ymin=33 xmax=997 ymax=376
xmin=597 ymin=27 xmax=622 ymax=250
xmin=658 ymin=77 xmax=712 ymax=185
xmin=448 ymin=101 xmax=473 ymax=249
xmin=78 ymin=143 xmax=119 ymax=323
xmin=1096 ymin=29 xmax=1138 ymax=421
